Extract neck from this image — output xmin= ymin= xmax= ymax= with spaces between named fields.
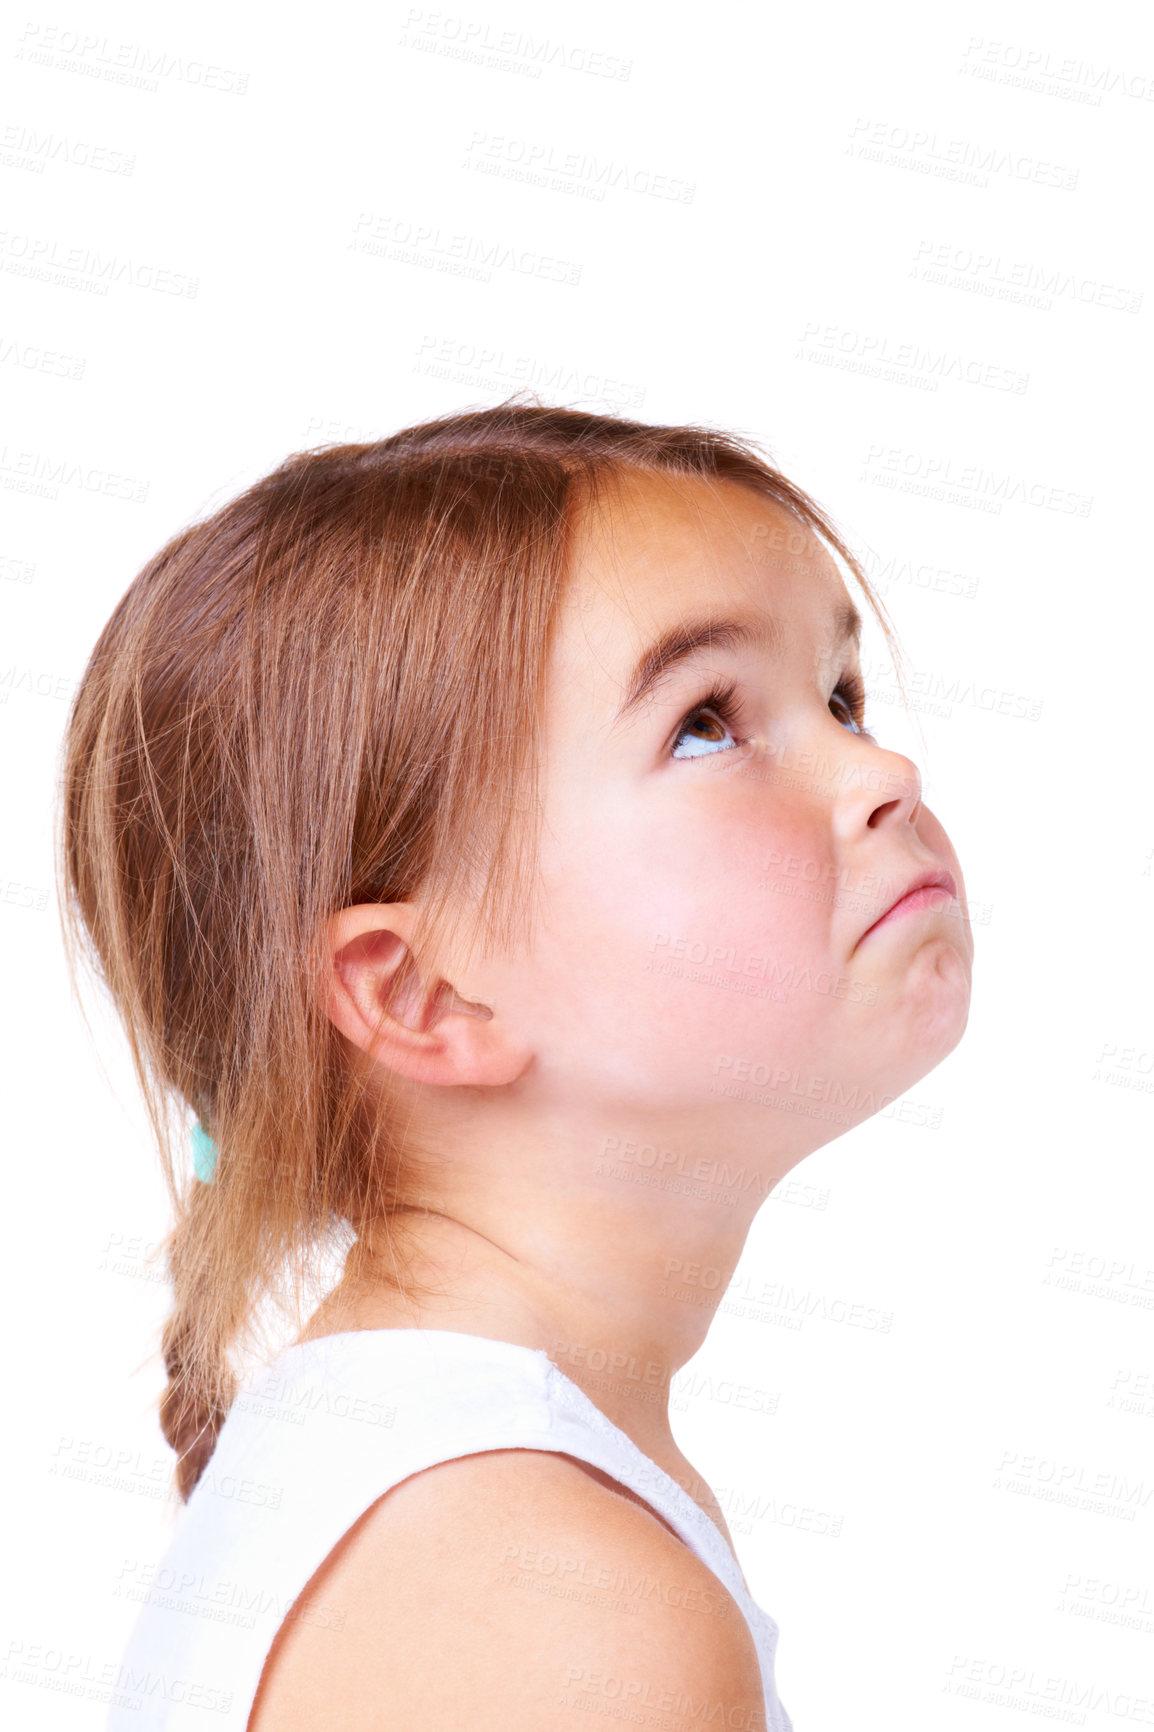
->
xmin=303 ymin=1173 xmax=766 ymax=1471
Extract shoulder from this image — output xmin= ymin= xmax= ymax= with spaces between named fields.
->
xmin=249 ymin=1446 xmax=765 ymax=1731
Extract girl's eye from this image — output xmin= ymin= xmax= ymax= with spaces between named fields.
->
xmin=671 ymin=671 xmax=874 ymax=760
xmin=829 ymin=670 xmax=872 ymax=737
xmin=671 ymin=680 xmax=744 ymax=760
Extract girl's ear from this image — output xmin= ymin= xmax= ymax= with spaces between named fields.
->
xmin=322 ymin=904 xmax=532 ymax=1088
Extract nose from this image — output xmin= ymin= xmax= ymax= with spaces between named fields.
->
xmin=827 ymin=730 xmax=923 ymax=841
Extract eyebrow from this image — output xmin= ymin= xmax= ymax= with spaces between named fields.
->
xmin=612 ymin=599 xmax=863 ymax=727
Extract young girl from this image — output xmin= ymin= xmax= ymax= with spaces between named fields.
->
xmin=61 ymin=401 xmax=973 ymax=1731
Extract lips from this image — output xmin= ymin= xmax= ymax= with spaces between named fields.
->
xmin=860 ymin=866 xmax=959 ymax=942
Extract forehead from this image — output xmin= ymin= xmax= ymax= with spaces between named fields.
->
xmin=557 ymin=468 xmax=850 ymax=670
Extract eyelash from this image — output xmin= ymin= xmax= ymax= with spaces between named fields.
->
xmin=671 ymin=672 xmax=870 ymax=755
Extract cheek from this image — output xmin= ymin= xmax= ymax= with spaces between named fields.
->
xmin=623 ymin=785 xmax=832 ymax=959
xmin=542 ymin=788 xmax=838 ymax=1077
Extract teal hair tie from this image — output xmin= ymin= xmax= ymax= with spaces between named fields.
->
xmin=191 ymin=1121 xmax=218 ymax=1183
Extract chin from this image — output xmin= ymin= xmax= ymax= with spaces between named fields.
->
xmin=897 ymin=938 xmax=973 ymax=1076
xmin=847 ymin=936 xmax=970 ymax=1096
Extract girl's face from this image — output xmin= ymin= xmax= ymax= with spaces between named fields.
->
xmin=490 ymin=469 xmax=973 ymax=1172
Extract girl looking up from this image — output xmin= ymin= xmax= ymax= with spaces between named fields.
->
xmin=61 ymin=401 xmax=973 ymax=1731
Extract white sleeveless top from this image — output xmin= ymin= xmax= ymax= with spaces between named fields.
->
xmin=105 ymin=1328 xmax=793 ymax=1731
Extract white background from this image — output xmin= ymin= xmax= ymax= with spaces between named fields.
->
xmin=3 ymin=0 xmax=1152 ymax=1727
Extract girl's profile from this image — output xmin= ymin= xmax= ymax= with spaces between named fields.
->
xmin=60 ymin=400 xmax=974 ymax=1731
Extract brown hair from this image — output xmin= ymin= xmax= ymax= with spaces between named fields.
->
xmin=55 ymin=397 xmax=902 ymax=1505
